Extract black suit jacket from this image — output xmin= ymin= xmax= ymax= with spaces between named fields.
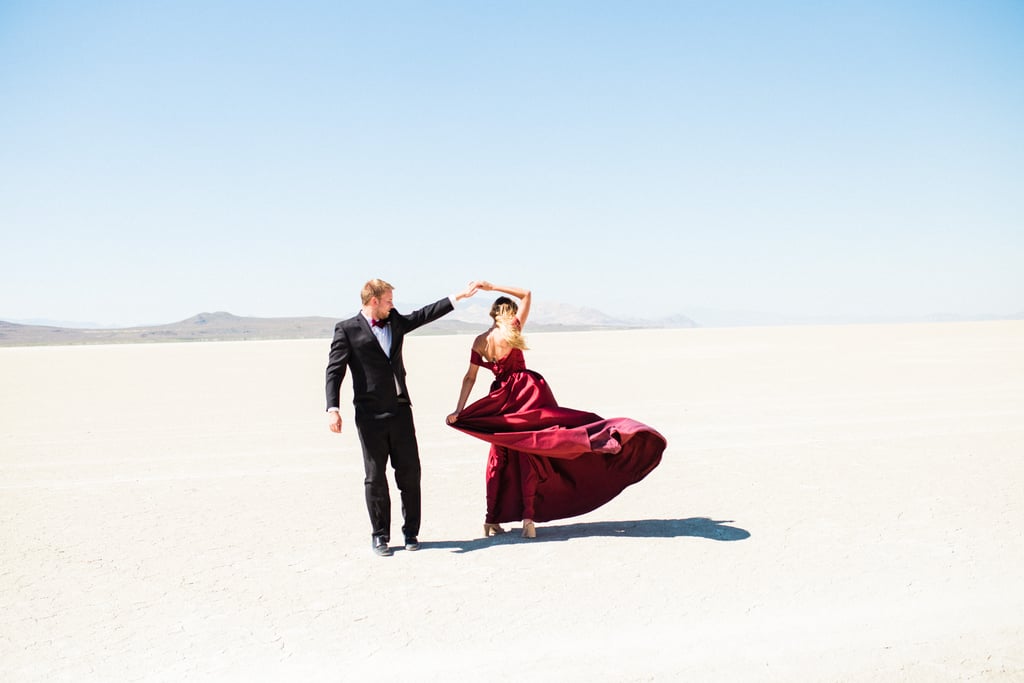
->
xmin=325 ymin=297 xmax=454 ymax=417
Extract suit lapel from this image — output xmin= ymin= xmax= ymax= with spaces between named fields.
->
xmin=353 ymin=312 xmax=392 ymax=362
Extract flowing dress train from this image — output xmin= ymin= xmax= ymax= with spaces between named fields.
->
xmin=449 ymin=347 xmax=666 ymax=524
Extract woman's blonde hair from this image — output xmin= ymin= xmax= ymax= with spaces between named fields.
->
xmin=490 ymin=297 xmax=528 ymax=350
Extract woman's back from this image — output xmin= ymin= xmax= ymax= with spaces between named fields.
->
xmin=475 ymin=317 xmax=524 ymax=364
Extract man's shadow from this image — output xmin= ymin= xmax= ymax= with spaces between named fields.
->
xmin=421 ymin=518 xmax=750 ymax=554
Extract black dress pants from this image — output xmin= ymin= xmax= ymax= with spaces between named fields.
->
xmin=355 ymin=404 xmax=421 ymax=541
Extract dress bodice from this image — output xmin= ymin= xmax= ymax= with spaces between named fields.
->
xmin=470 ymin=347 xmax=527 ymax=380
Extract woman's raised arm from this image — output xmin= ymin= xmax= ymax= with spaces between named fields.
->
xmin=479 ymin=282 xmax=531 ymax=328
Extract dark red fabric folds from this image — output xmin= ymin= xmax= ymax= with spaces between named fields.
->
xmin=450 ymin=350 xmax=666 ymax=523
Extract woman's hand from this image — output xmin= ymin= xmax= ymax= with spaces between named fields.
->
xmin=446 ymin=411 xmax=460 ymax=425
xmin=478 ymin=281 xmax=493 ymax=291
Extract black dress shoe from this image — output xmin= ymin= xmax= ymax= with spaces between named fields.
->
xmin=404 ymin=536 xmax=420 ymax=551
xmin=372 ymin=538 xmax=393 ymax=557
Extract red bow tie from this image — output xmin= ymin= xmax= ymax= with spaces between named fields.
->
xmin=372 ymin=318 xmax=388 ymax=328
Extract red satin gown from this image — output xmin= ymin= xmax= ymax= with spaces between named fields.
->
xmin=449 ymin=347 xmax=666 ymax=524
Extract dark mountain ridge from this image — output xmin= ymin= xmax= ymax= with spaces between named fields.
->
xmin=0 ymin=308 xmax=693 ymax=347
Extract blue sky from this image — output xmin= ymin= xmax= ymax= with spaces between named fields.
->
xmin=2 ymin=1 xmax=1021 ymax=326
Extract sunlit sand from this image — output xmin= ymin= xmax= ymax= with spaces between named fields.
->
xmin=2 ymin=321 xmax=1022 ymax=681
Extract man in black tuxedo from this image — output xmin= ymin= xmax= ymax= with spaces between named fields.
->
xmin=326 ymin=278 xmax=480 ymax=556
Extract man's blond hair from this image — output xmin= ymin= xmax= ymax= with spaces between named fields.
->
xmin=361 ymin=278 xmax=394 ymax=305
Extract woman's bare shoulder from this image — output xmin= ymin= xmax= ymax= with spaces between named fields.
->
xmin=471 ymin=331 xmax=490 ymax=353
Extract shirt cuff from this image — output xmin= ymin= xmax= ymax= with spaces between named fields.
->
xmin=327 ymin=407 xmax=340 ymax=413
xmin=449 ymin=295 xmax=457 ymax=307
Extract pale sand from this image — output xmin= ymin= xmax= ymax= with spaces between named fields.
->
xmin=2 ymin=321 xmax=1022 ymax=681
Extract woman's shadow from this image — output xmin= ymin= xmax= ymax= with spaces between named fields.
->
xmin=423 ymin=518 xmax=750 ymax=554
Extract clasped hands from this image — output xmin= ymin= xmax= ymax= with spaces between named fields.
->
xmin=456 ymin=280 xmax=493 ymax=301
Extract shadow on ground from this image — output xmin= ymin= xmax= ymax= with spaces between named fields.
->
xmin=422 ymin=517 xmax=751 ymax=554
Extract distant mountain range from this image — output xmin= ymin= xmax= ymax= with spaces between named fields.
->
xmin=3 ymin=305 xmax=1019 ymax=347
xmin=0 ymin=306 xmax=696 ymax=347
xmin=444 ymin=301 xmax=695 ymax=330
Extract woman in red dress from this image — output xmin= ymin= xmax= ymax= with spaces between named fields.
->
xmin=446 ymin=282 xmax=666 ymax=538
